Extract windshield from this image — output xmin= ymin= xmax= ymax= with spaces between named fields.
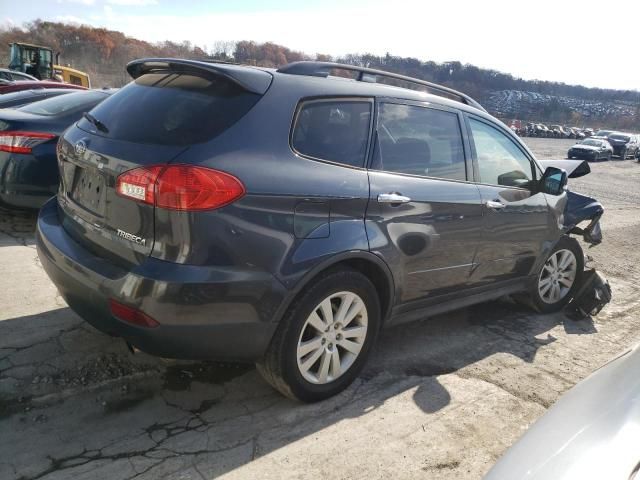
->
xmin=19 ymin=90 xmax=109 ymax=116
xmin=595 ymin=130 xmax=613 ymax=136
xmin=582 ymin=139 xmax=601 ymax=146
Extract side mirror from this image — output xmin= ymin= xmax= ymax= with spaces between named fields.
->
xmin=540 ymin=166 xmax=567 ymax=195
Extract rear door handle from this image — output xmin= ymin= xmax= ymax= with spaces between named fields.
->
xmin=378 ymin=193 xmax=412 ymax=204
xmin=485 ymin=200 xmax=506 ymax=210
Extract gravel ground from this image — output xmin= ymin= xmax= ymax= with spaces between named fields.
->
xmin=1 ymin=138 xmax=639 ymax=480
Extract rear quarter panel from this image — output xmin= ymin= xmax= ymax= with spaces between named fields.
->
xmin=152 ymin=74 xmax=372 ymax=291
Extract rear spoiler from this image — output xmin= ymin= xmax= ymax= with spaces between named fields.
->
xmin=126 ymin=58 xmax=273 ymax=95
xmin=539 ymin=159 xmax=591 ymax=179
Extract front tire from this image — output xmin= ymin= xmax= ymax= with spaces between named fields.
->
xmin=257 ymin=268 xmax=381 ymax=402
xmin=530 ymin=236 xmax=584 ymax=313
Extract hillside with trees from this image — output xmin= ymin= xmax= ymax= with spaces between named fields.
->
xmin=1 ymin=20 xmax=638 ymax=129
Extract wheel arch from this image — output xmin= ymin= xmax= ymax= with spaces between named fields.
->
xmin=530 ymin=234 xmax=584 ymax=287
xmin=273 ymin=251 xmax=396 ymax=327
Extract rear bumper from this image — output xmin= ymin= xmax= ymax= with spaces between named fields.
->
xmin=0 ymin=150 xmax=58 ymax=209
xmin=36 ymin=198 xmax=287 ymax=362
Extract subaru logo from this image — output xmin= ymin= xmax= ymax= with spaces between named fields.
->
xmin=74 ymin=140 xmax=87 ymax=156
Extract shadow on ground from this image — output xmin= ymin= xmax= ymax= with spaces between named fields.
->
xmin=0 ymin=206 xmax=37 ymax=247
xmin=0 ymin=298 xmax=597 ymax=480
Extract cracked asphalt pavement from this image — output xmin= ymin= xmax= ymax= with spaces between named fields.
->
xmin=1 ymin=138 xmax=640 ymax=479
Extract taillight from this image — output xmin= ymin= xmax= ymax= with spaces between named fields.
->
xmin=109 ymin=299 xmax=159 ymax=328
xmin=116 ymin=164 xmax=245 ymax=211
xmin=116 ymin=165 xmax=163 ymax=205
xmin=0 ymin=131 xmax=57 ymax=154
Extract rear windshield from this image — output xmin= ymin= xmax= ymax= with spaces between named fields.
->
xmin=19 ymin=90 xmax=109 ymax=116
xmin=78 ymin=72 xmax=261 ymax=146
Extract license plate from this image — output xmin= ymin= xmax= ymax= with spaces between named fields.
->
xmin=71 ymin=168 xmax=106 ymax=216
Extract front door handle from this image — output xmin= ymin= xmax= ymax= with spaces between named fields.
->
xmin=485 ymin=200 xmax=506 ymax=210
xmin=378 ymin=193 xmax=412 ymax=204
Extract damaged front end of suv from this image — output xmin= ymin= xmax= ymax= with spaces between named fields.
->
xmin=540 ymin=159 xmax=604 ymax=246
xmin=538 ymin=159 xmax=609 ymax=319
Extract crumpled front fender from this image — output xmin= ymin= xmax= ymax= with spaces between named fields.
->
xmin=564 ymin=190 xmax=604 ymax=245
xmin=540 ymin=159 xmax=603 ymax=245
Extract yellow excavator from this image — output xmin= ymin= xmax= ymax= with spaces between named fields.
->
xmin=7 ymin=42 xmax=91 ymax=87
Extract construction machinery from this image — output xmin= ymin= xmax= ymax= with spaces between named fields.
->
xmin=7 ymin=42 xmax=90 ymax=87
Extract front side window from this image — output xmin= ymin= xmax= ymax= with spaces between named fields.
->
xmin=292 ymin=100 xmax=372 ymax=168
xmin=469 ymin=118 xmax=533 ymax=187
xmin=372 ymin=103 xmax=466 ymax=181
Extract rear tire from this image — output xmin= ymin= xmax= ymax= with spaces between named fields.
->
xmin=529 ymin=236 xmax=584 ymax=314
xmin=257 ymin=268 xmax=381 ymax=402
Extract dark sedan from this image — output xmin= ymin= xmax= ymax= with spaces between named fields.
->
xmin=0 ymin=89 xmax=114 ymax=209
xmin=0 ymin=88 xmax=77 ymax=109
xmin=567 ymin=138 xmax=613 ymax=161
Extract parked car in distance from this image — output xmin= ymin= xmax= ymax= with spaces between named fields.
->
xmin=569 ymin=127 xmax=585 ymax=140
xmin=0 ymin=89 xmax=114 ymax=209
xmin=583 ymin=128 xmax=594 ymax=137
xmin=607 ymin=132 xmax=640 ymax=159
xmin=0 ymin=80 xmax=86 ymax=95
xmin=537 ymin=123 xmax=552 ymax=137
xmin=550 ymin=125 xmax=571 ymax=138
xmin=484 ymin=345 xmax=640 ymax=480
xmin=593 ymin=129 xmax=614 ymax=139
xmin=0 ymin=88 xmax=77 ymax=109
xmin=36 ymin=59 xmax=604 ymax=402
xmin=567 ymin=138 xmax=613 ymax=161
xmin=0 ymin=67 xmax=38 ymax=82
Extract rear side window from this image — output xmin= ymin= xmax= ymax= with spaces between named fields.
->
xmin=291 ymin=99 xmax=372 ymax=168
xmin=78 ymin=72 xmax=261 ymax=146
xmin=19 ymin=90 xmax=108 ymax=116
xmin=372 ymin=103 xmax=467 ymax=181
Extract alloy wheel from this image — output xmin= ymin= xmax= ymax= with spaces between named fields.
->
xmin=296 ymin=291 xmax=368 ymax=384
xmin=538 ymin=249 xmax=577 ymax=304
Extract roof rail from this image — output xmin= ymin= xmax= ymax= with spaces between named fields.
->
xmin=126 ymin=58 xmax=273 ymax=95
xmin=277 ymin=61 xmax=486 ymax=113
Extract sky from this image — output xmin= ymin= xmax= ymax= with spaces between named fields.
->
xmin=1 ymin=0 xmax=639 ymax=91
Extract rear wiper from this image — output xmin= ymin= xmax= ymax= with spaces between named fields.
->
xmin=83 ymin=112 xmax=109 ymax=134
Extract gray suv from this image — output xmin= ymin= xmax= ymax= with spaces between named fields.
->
xmin=36 ymin=59 xmax=603 ymax=402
